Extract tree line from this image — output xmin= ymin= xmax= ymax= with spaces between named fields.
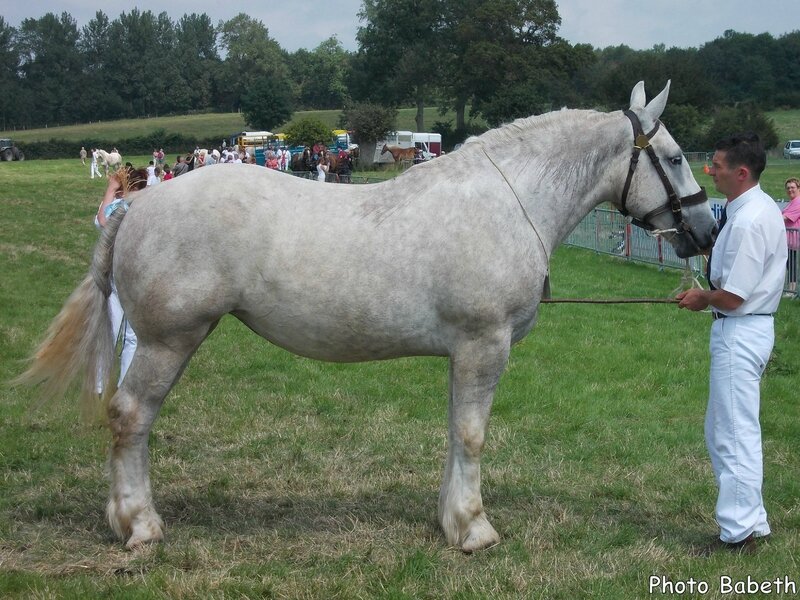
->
xmin=2 ymin=2 xmax=799 ymax=150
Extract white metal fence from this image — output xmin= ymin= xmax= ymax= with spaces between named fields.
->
xmin=564 ymin=207 xmax=799 ymax=298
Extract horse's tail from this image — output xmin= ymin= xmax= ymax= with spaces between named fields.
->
xmin=14 ymin=210 xmax=126 ymax=421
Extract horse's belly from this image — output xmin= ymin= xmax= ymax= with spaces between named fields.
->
xmin=234 ymin=302 xmax=448 ymax=362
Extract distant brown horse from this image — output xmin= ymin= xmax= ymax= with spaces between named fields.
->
xmin=325 ymin=153 xmax=337 ymax=174
xmin=290 ymin=149 xmax=313 ymax=172
xmin=291 ymin=150 xmax=337 ymax=175
xmin=381 ymin=144 xmax=416 ymax=162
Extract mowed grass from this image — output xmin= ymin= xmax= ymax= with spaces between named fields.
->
xmin=1 ymin=158 xmax=799 ymax=598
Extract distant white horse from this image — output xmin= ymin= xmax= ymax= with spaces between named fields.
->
xmin=19 ymin=82 xmax=716 ymax=552
xmin=95 ymin=149 xmax=122 ymax=174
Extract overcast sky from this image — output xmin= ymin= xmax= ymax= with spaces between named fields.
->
xmin=3 ymin=0 xmax=799 ymax=52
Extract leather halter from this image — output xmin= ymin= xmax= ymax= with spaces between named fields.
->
xmin=619 ymin=110 xmax=707 ymax=236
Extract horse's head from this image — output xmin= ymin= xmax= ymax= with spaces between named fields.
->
xmin=614 ymin=81 xmax=717 ymax=258
xmin=380 ymin=144 xmax=388 ymax=155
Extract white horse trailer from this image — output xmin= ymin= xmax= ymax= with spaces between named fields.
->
xmin=373 ymin=131 xmax=443 ymax=164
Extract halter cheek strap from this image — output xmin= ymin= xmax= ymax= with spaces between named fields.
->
xmin=619 ymin=110 xmax=707 ymax=234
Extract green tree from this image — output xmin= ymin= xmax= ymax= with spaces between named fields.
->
xmin=283 ymin=116 xmax=333 ymax=148
xmin=772 ymin=31 xmax=800 ymax=107
xmin=78 ymin=11 xmax=125 ymax=121
xmin=240 ymin=74 xmax=293 ymax=130
xmin=699 ymin=31 xmax=779 ymax=109
xmin=340 ymin=102 xmax=397 ymax=165
xmin=103 ymin=9 xmax=177 ymax=116
xmin=174 ymin=13 xmax=219 ymax=110
xmin=217 ymin=14 xmax=290 ymax=112
xmin=662 ymin=104 xmax=706 ymax=151
xmin=703 ymin=104 xmax=779 ymax=150
xmin=0 ymin=17 xmax=22 ymax=129
xmin=439 ymin=0 xmax=565 ymax=127
xmin=355 ymin=0 xmax=443 ymax=131
xmin=593 ymin=45 xmax=717 ymax=111
xmin=16 ymin=12 xmax=84 ymax=126
xmin=288 ymin=36 xmax=352 ymax=110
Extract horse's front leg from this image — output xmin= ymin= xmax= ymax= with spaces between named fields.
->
xmin=439 ymin=332 xmax=510 ymax=552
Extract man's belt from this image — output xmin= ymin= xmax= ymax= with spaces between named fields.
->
xmin=712 ymin=312 xmax=773 ymax=320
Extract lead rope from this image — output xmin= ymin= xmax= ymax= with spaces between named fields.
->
xmin=481 ymin=145 xmax=550 ymax=263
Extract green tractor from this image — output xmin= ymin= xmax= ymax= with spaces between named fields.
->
xmin=0 ymin=138 xmax=24 ymax=161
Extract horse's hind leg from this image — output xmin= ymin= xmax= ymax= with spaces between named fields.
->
xmin=439 ymin=333 xmax=510 ymax=552
xmin=105 ymin=335 xmax=204 ymax=548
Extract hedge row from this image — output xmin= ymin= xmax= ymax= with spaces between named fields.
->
xmin=18 ymin=129 xmax=223 ymax=160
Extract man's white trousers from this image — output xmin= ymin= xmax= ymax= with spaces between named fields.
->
xmin=706 ymin=315 xmax=773 ymax=543
xmin=95 ymin=279 xmax=137 ymax=394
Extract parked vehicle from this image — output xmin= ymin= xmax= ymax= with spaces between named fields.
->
xmin=783 ymin=140 xmax=800 ymax=159
xmin=0 ymin=138 xmax=24 ymax=161
xmin=228 ymin=131 xmax=276 ymax=157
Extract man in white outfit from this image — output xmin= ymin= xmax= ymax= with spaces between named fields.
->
xmin=677 ymin=132 xmax=786 ymax=554
xmin=90 ymin=149 xmax=103 ymax=179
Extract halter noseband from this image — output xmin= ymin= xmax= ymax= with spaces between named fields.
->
xmin=619 ymin=110 xmax=707 ymax=237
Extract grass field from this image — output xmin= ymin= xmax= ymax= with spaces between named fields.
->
xmin=1 ymin=107 xmax=469 ymax=147
xmin=1 ymin=159 xmax=799 ymax=598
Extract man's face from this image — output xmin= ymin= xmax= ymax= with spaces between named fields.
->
xmin=709 ymin=150 xmax=738 ymax=198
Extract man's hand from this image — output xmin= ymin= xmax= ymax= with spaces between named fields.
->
xmin=676 ymin=288 xmax=710 ymax=312
xmin=676 ymin=288 xmax=745 ymax=313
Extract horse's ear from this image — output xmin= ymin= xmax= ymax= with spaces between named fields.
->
xmin=644 ymin=80 xmax=671 ymax=122
xmin=629 ymin=81 xmax=646 ymax=110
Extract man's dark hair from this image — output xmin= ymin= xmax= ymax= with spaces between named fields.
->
xmin=714 ymin=132 xmax=766 ymax=180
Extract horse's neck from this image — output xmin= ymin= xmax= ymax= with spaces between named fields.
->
xmin=483 ymin=111 xmax=627 ymax=256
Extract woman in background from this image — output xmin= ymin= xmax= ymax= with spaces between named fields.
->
xmin=782 ymin=177 xmax=800 ymax=295
xmin=94 ymin=167 xmax=148 ymax=396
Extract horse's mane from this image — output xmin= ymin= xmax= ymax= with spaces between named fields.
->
xmin=389 ymin=107 xmax=626 ymax=207
xmin=468 ymin=108 xmax=625 ymax=198
xmin=476 ymin=109 xmax=610 ymax=147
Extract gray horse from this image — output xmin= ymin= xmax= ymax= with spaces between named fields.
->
xmin=20 ymin=81 xmax=716 ymax=552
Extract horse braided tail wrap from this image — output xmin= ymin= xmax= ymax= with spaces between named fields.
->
xmin=19 ymin=81 xmax=716 ymax=552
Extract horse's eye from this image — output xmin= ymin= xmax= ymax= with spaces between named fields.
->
xmin=669 ymin=156 xmax=683 ymax=166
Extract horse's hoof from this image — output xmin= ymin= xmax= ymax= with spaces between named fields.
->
xmin=125 ymin=530 xmax=164 ymax=550
xmin=460 ymin=518 xmax=500 ymax=553
xmin=125 ymin=518 xmax=164 ymax=550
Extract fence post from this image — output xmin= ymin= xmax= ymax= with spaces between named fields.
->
xmin=594 ymin=208 xmax=601 ymax=254
xmin=624 ymin=222 xmax=632 ymax=259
